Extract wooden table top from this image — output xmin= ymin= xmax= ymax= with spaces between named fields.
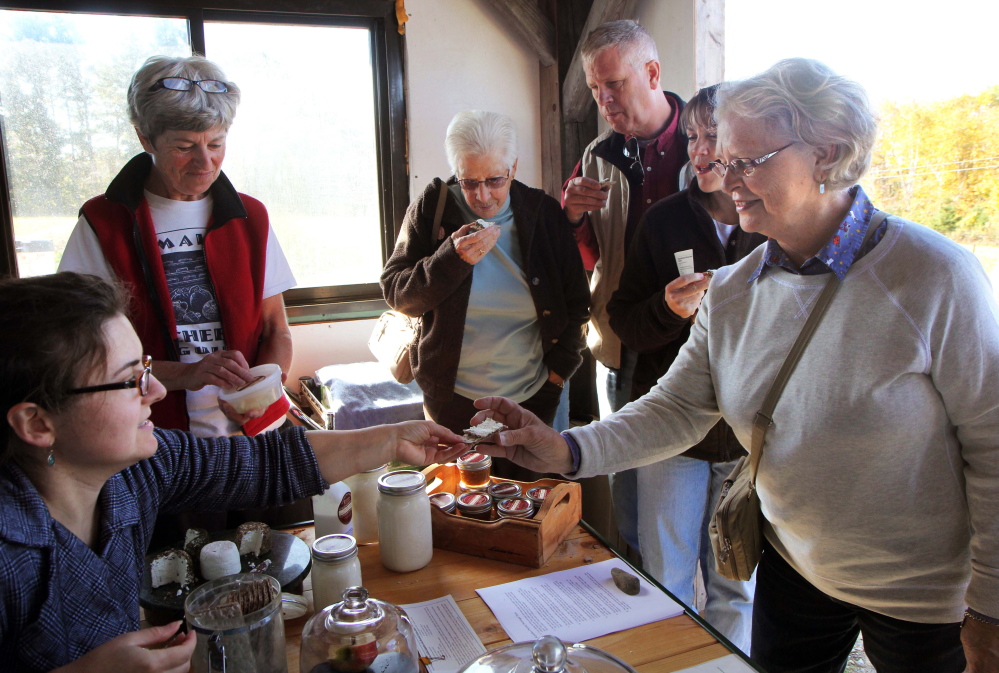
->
xmin=282 ymin=524 xmax=748 ymax=673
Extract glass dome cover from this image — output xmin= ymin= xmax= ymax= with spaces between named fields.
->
xmin=300 ymin=586 xmax=420 ymax=673
xmin=457 ymin=636 xmax=639 ymax=673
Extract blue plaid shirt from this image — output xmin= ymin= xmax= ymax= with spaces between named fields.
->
xmin=0 ymin=427 xmax=326 ymax=673
xmin=748 ymin=186 xmax=885 ymax=282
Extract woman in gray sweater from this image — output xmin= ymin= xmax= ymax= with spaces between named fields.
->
xmin=470 ymin=59 xmax=999 ymax=672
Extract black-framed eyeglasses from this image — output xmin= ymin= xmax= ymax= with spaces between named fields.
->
xmin=69 ymin=355 xmax=152 ymax=397
xmin=623 ymin=137 xmax=645 ymax=185
xmin=710 ymin=143 xmax=795 ymax=178
xmin=151 ymin=77 xmax=229 ymax=94
xmin=456 ymin=171 xmax=510 ymax=191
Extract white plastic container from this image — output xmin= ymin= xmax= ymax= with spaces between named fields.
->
xmin=345 ymin=464 xmax=388 ymax=544
xmin=376 ymin=470 xmax=433 ymax=573
xmin=217 ymin=363 xmax=283 ymax=414
xmin=312 ymin=480 xmax=353 ymax=538
xmin=310 ymin=534 xmax=363 ymax=612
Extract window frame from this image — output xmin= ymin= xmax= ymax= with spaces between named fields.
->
xmin=0 ymin=0 xmax=405 ymax=322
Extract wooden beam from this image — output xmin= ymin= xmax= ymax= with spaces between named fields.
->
xmin=695 ymin=0 xmax=725 ymax=90
xmin=479 ymin=0 xmax=557 ymax=67
xmin=561 ymin=0 xmax=638 ymax=124
xmin=539 ymin=61 xmax=562 ymax=197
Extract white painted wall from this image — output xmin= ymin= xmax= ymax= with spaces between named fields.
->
xmin=288 ymin=0 xmax=545 ymax=383
xmin=638 ymin=0 xmax=697 ymax=101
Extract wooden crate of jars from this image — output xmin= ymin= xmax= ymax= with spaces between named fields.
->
xmin=420 ymin=462 xmax=582 ymax=567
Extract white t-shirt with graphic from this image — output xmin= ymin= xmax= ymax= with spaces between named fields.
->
xmin=59 ymin=191 xmax=296 ymax=437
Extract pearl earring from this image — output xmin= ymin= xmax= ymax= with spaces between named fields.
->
xmin=819 ymin=183 xmax=826 ymax=194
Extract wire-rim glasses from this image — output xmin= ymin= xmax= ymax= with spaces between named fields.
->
xmin=710 ymin=142 xmax=795 ymax=178
xmin=151 ymin=77 xmax=229 ymax=94
xmin=69 ymin=355 xmax=152 ymax=396
xmin=457 ymin=171 xmax=511 ymax=191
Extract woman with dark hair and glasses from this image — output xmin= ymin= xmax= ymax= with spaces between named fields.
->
xmin=606 ymin=84 xmax=765 ymax=652
xmin=381 ymin=110 xmax=589 ymax=477
xmin=472 ymin=59 xmax=999 ymax=672
xmin=59 ymin=55 xmax=296 ymax=440
xmin=0 ymin=272 xmax=465 ymax=673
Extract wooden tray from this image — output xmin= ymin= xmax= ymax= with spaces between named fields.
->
xmin=421 ymin=463 xmax=582 ymax=567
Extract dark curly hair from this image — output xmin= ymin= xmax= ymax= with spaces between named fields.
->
xmin=0 ymin=272 xmax=127 ymax=466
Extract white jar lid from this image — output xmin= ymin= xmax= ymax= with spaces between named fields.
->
xmin=312 ymin=533 xmax=358 ymax=561
xmin=377 ymin=470 xmax=427 ymax=495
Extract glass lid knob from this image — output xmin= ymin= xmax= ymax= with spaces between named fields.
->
xmin=532 ymin=635 xmax=567 ymax=673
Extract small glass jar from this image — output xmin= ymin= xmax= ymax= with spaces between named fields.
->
xmin=526 ymin=486 xmax=551 ymax=511
xmin=456 ymin=492 xmax=493 ymax=520
xmin=311 ymin=534 xmax=363 ymax=612
xmin=345 ymin=464 xmax=388 ymax=544
xmin=497 ymin=497 xmax=535 ymax=519
xmin=487 ymin=481 xmax=522 ymax=499
xmin=457 ymin=452 xmax=492 ymax=490
xmin=377 ymin=471 xmax=433 ymax=572
xmin=429 ymin=491 xmax=456 ymax=513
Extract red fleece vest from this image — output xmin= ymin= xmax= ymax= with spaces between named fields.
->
xmin=81 ymin=195 xmax=270 ymax=431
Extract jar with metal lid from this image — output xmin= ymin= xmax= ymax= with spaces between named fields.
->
xmin=487 ymin=481 xmax=522 ymax=499
xmin=457 ymin=452 xmax=492 ymax=491
xmin=376 ymin=470 xmax=433 ymax=572
xmin=496 ymin=497 xmax=535 ymax=519
xmin=456 ymin=491 xmax=493 ymax=520
xmin=345 ymin=464 xmax=388 ymax=544
xmin=456 ymin=635 xmax=639 ymax=673
xmin=311 ymin=534 xmax=363 ymax=612
xmin=300 ymin=586 xmax=420 ymax=673
xmin=526 ymin=486 xmax=551 ymax=510
xmin=429 ymin=491 xmax=456 ymax=513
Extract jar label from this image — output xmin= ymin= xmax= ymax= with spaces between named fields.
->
xmin=338 ymin=492 xmax=353 ymax=524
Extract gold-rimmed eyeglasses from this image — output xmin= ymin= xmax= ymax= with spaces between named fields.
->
xmin=456 ymin=171 xmax=511 ymax=191
xmin=69 ymin=355 xmax=152 ymax=397
xmin=709 ymin=142 xmax=795 ymax=178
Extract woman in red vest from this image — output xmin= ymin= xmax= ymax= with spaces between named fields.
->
xmin=59 ymin=55 xmax=296 ymax=440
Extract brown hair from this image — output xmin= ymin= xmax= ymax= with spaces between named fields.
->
xmin=0 ymin=272 xmax=127 ymax=466
xmin=680 ymin=84 xmax=720 ymax=135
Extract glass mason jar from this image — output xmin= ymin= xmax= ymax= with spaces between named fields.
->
xmin=429 ymin=491 xmax=456 ymax=513
xmin=496 ymin=497 xmax=535 ymax=519
xmin=456 ymin=492 xmax=494 ymax=521
xmin=487 ymin=481 xmax=522 ymax=500
xmin=300 ymin=586 xmax=420 ymax=673
xmin=457 ymin=452 xmax=492 ymax=491
xmin=311 ymin=534 xmax=363 ymax=613
xmin=376 ymin=471 xmax=433 ymax=572
xmin=345 ymin=464 xmax=388 ymax=544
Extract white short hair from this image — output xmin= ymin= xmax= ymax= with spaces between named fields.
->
xmin=444 ymin=110 xmax=518 ymax=174
xmin=128 ymin=55 xmax=240 ymax=142
xmin=715 ymin=58 xmax=877 ymax=189
xmin=581 ymin=20 xmax=658 ymax=73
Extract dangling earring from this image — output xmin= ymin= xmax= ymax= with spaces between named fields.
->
xmin=819 ymin=183 xmax=826 ymax=194
xmin=47 ymin=443 xmax=55 ymax=467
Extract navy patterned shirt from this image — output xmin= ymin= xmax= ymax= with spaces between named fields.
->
xmin=0 ymin=427 xmax=326 ymax=673
xmin=749 ymin=186 xmax=886 ymax=282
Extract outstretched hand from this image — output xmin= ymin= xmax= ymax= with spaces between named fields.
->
xmin=392 ymin=420 xmax=469 ymax=466
xmin=468 ymin=397 xmax=574 ymax=474
xmin=54 ymin=622 xmax=196 ymax=673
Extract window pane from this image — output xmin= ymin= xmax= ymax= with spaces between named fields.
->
xmin=204 ymin=22 xmax=383 ymax=289
xmin=0 ymin=10 xmax=190 ymax=276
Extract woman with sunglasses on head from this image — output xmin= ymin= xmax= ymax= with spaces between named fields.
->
xmin=381 ymin=110 xmax=589 ymax=479
xmin=471 ymin=59 xmax=999 ymax=672
xmin=605 ymin=84 xmax=765 ymax=652
xmin=0 ymin=272 xmax=466 ymax=673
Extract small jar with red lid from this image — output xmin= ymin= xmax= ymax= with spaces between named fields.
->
xmin=457 ymin=452 xmax=492 ymax=491
xmin=429 ymin=491 xmax=456 ymax=513
xmin=526 ymin=486 xmax=551 ymax=511
xmin=496 ymin=497 xmax=535 ymax=519
xmin=487 ymin=481 xmax=522 ymax=499
xmin=456 ymin=491 xmax=494 ymax=520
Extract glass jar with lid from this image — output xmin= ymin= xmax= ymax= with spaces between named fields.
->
xmin=376 ymin=470 xmax=433 ymax=572
xmin=487 ymin=481 xmax=522 ymax=500
xmin=526 ymin=486 xmax=551 ymax=510
xmin=496 ymin=497 xmax=535 ymax=519
xmin=345 ymin=464 xmax=388 ymax=544
xmin=456 ymin=635 xmax=639 ymax=673
xmin=311 ymin=534 xmax=363 ymax=612
xmin=300 ymin=586 xmax=420 ymax=673
xmin=429 ymin=491 xmax=456 ymax=513
xmin=456 ymin=492 xmax=493 ymax=520
xmin=457 ymin=452 xmax=492 ymax=491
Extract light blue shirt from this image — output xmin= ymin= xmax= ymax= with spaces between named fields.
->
xmin=451 ymin=190 xmax=547 ymax=402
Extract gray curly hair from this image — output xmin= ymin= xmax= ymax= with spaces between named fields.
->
xmin=128 ymin=55 xmax=241 ymax=142
xmin=444 ymin=110 xmax=518 ymax=175
xmin=715 ymin=58 xmax=877 ymax=189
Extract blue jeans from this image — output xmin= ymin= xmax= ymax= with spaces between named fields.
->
xmin=636 ymin=455 xmax=755 ymax=653
xmin=552 ymin=379 xmax=570 ymax=432
xmin=596 ymin=352 xmax=640 ymax=551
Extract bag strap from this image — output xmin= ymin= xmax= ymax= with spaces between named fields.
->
xmin=749 ymin=210 xmax=887 ymax=482
xmin=431 ymin=180 xmax=447 ymax=245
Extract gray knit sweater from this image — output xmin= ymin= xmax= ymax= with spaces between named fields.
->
xmin=570 ymin=216 xmax=999 ymax=623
